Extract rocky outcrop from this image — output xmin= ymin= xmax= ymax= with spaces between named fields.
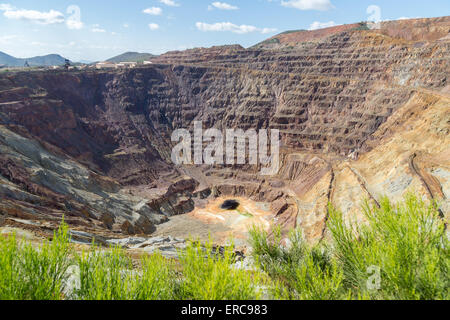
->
xmin=0 ymin=126 xmax=198 ymax=235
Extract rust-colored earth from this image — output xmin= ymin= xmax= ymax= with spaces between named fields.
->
xmin=0 ymin=16 xmax=448 ymax=248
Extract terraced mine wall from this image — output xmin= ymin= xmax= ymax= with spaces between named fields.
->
xmin=0 ymin=17 xmax=449 ymax=241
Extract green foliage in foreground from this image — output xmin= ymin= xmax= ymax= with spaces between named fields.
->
xmin=250 ymin=227 xmax=346 ymax=300
xmin=176 ymin=240 xmax=262 ymax=300
xmin=74 ymin=245 xmax=174 ymax=300
xmin=0 ymin=223 xmax=259 ymax=300
xmin=0 ymin=194 xmax=448 ymax=300
xmin=0 ymin=224 xmax=71 ymax=300
xmin=249 ymin=194 xmax=449 ymax=300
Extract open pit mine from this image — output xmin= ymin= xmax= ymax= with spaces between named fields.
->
xmin=0 ymin=17 xmax=449 ymax=255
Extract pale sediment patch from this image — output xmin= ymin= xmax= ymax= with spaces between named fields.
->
xmin=154 ymin=196 xmax=273 ymax=247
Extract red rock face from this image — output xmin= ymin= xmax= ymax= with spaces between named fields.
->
xmin=0 ymin=17 xmax=448 ymax=241
xmin=377 ymin=17 xmax=450 ymax=42
xmin=252 ymin=16 xmax=450 ymax=49
xmin=253 ymin=23 xmax=361 ymax=49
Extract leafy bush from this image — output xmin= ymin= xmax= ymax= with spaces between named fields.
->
xmin=136 ymin=254 xmax=175 ymax=300
xmin=0 ymin=194 xmax=447 ymax=300
xmin=175 ymin=240 xmax=262 ymax=300
xmin=249 ymin=227 xmax=346 ymax=300
xmin=250 ymin=194 xmax=449 ymax=300
xmin=329 ymin=195 xmax=449 ymax=300
xmin=74 ymin=246 xmax=174 ymax=300
xmin=0 ymin=224 xmax=259 ymax=300
xmin=0 ymin=233 xmax=24 ymax=299
xmin=352 ymin=22 xmax=370 ymax=31
xmin=75 ymin=245 xmax=136 ymax=300
xmin=0 ymin=223 xmax=71 ymax=300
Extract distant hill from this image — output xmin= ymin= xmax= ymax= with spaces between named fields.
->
xmin=106 ymin=52 xmax=155 ymax=63
xmin=252 ymin=17 xmax=450 ymax=50
xmin=252 ymin=23 xmax=361 ymax=50
xmin=0 ymin=51 xmax=69 ymax=67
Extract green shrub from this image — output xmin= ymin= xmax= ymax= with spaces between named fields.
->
xmin=328 ymin=194 xmax=449 ymax=300
xmin=249 ymin=227 xmax=346 ymax=300
xmin=250 ymin=194 xmax=449 ymax=300
xmin=0 ymin=233 xmax=23 ymax=299
xmin=75 ymin=245 xmax=136 ymax=300
xmin=176 ymin=240 xmax=262 ymax=300
xmin=0 ymin=222 xmax=71 ymax=300
xmin=75 ymin=245 xmax=174 ymax=300
xmin=135 ymin=254 xmax=175 ymax=300
xmin=352 ymin=22 xmax=370 ymax=31
xmin=0 ymin=194 xmax=447 ymax=300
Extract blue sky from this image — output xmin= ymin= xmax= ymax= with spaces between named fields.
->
xmin=0 ymin=0 xmax=448 ymax=61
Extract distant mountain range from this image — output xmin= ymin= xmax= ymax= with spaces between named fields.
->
xmin=0 ymin=51 xmax=70 ymax=67
xmin=106 ymin=52 xmax=155 ymax=63
xmin=0 ymin=50 xmax=157 ymax=68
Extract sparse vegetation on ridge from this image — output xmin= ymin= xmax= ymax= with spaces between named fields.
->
xmin=0 ymin=194 xmax=448 ymax=300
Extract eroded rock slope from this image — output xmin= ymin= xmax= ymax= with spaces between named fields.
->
xmin=0 ymin=17 xmax=449 ymax=242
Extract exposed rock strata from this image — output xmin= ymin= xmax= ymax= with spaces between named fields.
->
xmin=0 ymin=17 xmax=448 ymax=243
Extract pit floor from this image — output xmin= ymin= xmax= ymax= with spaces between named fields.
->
xmin=152 ymin=197 xmax=273 ymax=248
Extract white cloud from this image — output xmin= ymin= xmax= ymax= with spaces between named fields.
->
xmin=210 ymin=2 xmax=239 ymax=10
xmin=66 ymin=19 xmax=83 ymax=30
xmin=0 ymin=3 xmax=14 ymax=11
xmin=159 ymin=0 xmax=180 ymax=7
xmin=92 ymin=24 xmax=106 ymax=33
xmin=308 ymin=20 xmax=336 ymax=30
xmin=143 ymin=7 xmax=162 ymax=15
xmin=396 ymin=16 xmax=421 ymax=20
xmin=123 ymin=23 xmax=129 ymax=28
xmin=1 ymin=4 xmax=83 ymax=29
xmin=281 ymin=0 xmax=333 ymax=11
xmin=196 ymin=22 xmax=276 ymax=34
xmin=3 ymin=8 xmax=65 ymax=25
xmin=261 ymin=27 xmax=278 ymax=34
xmin=148 ymin=23 xmax=160 ymax=30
